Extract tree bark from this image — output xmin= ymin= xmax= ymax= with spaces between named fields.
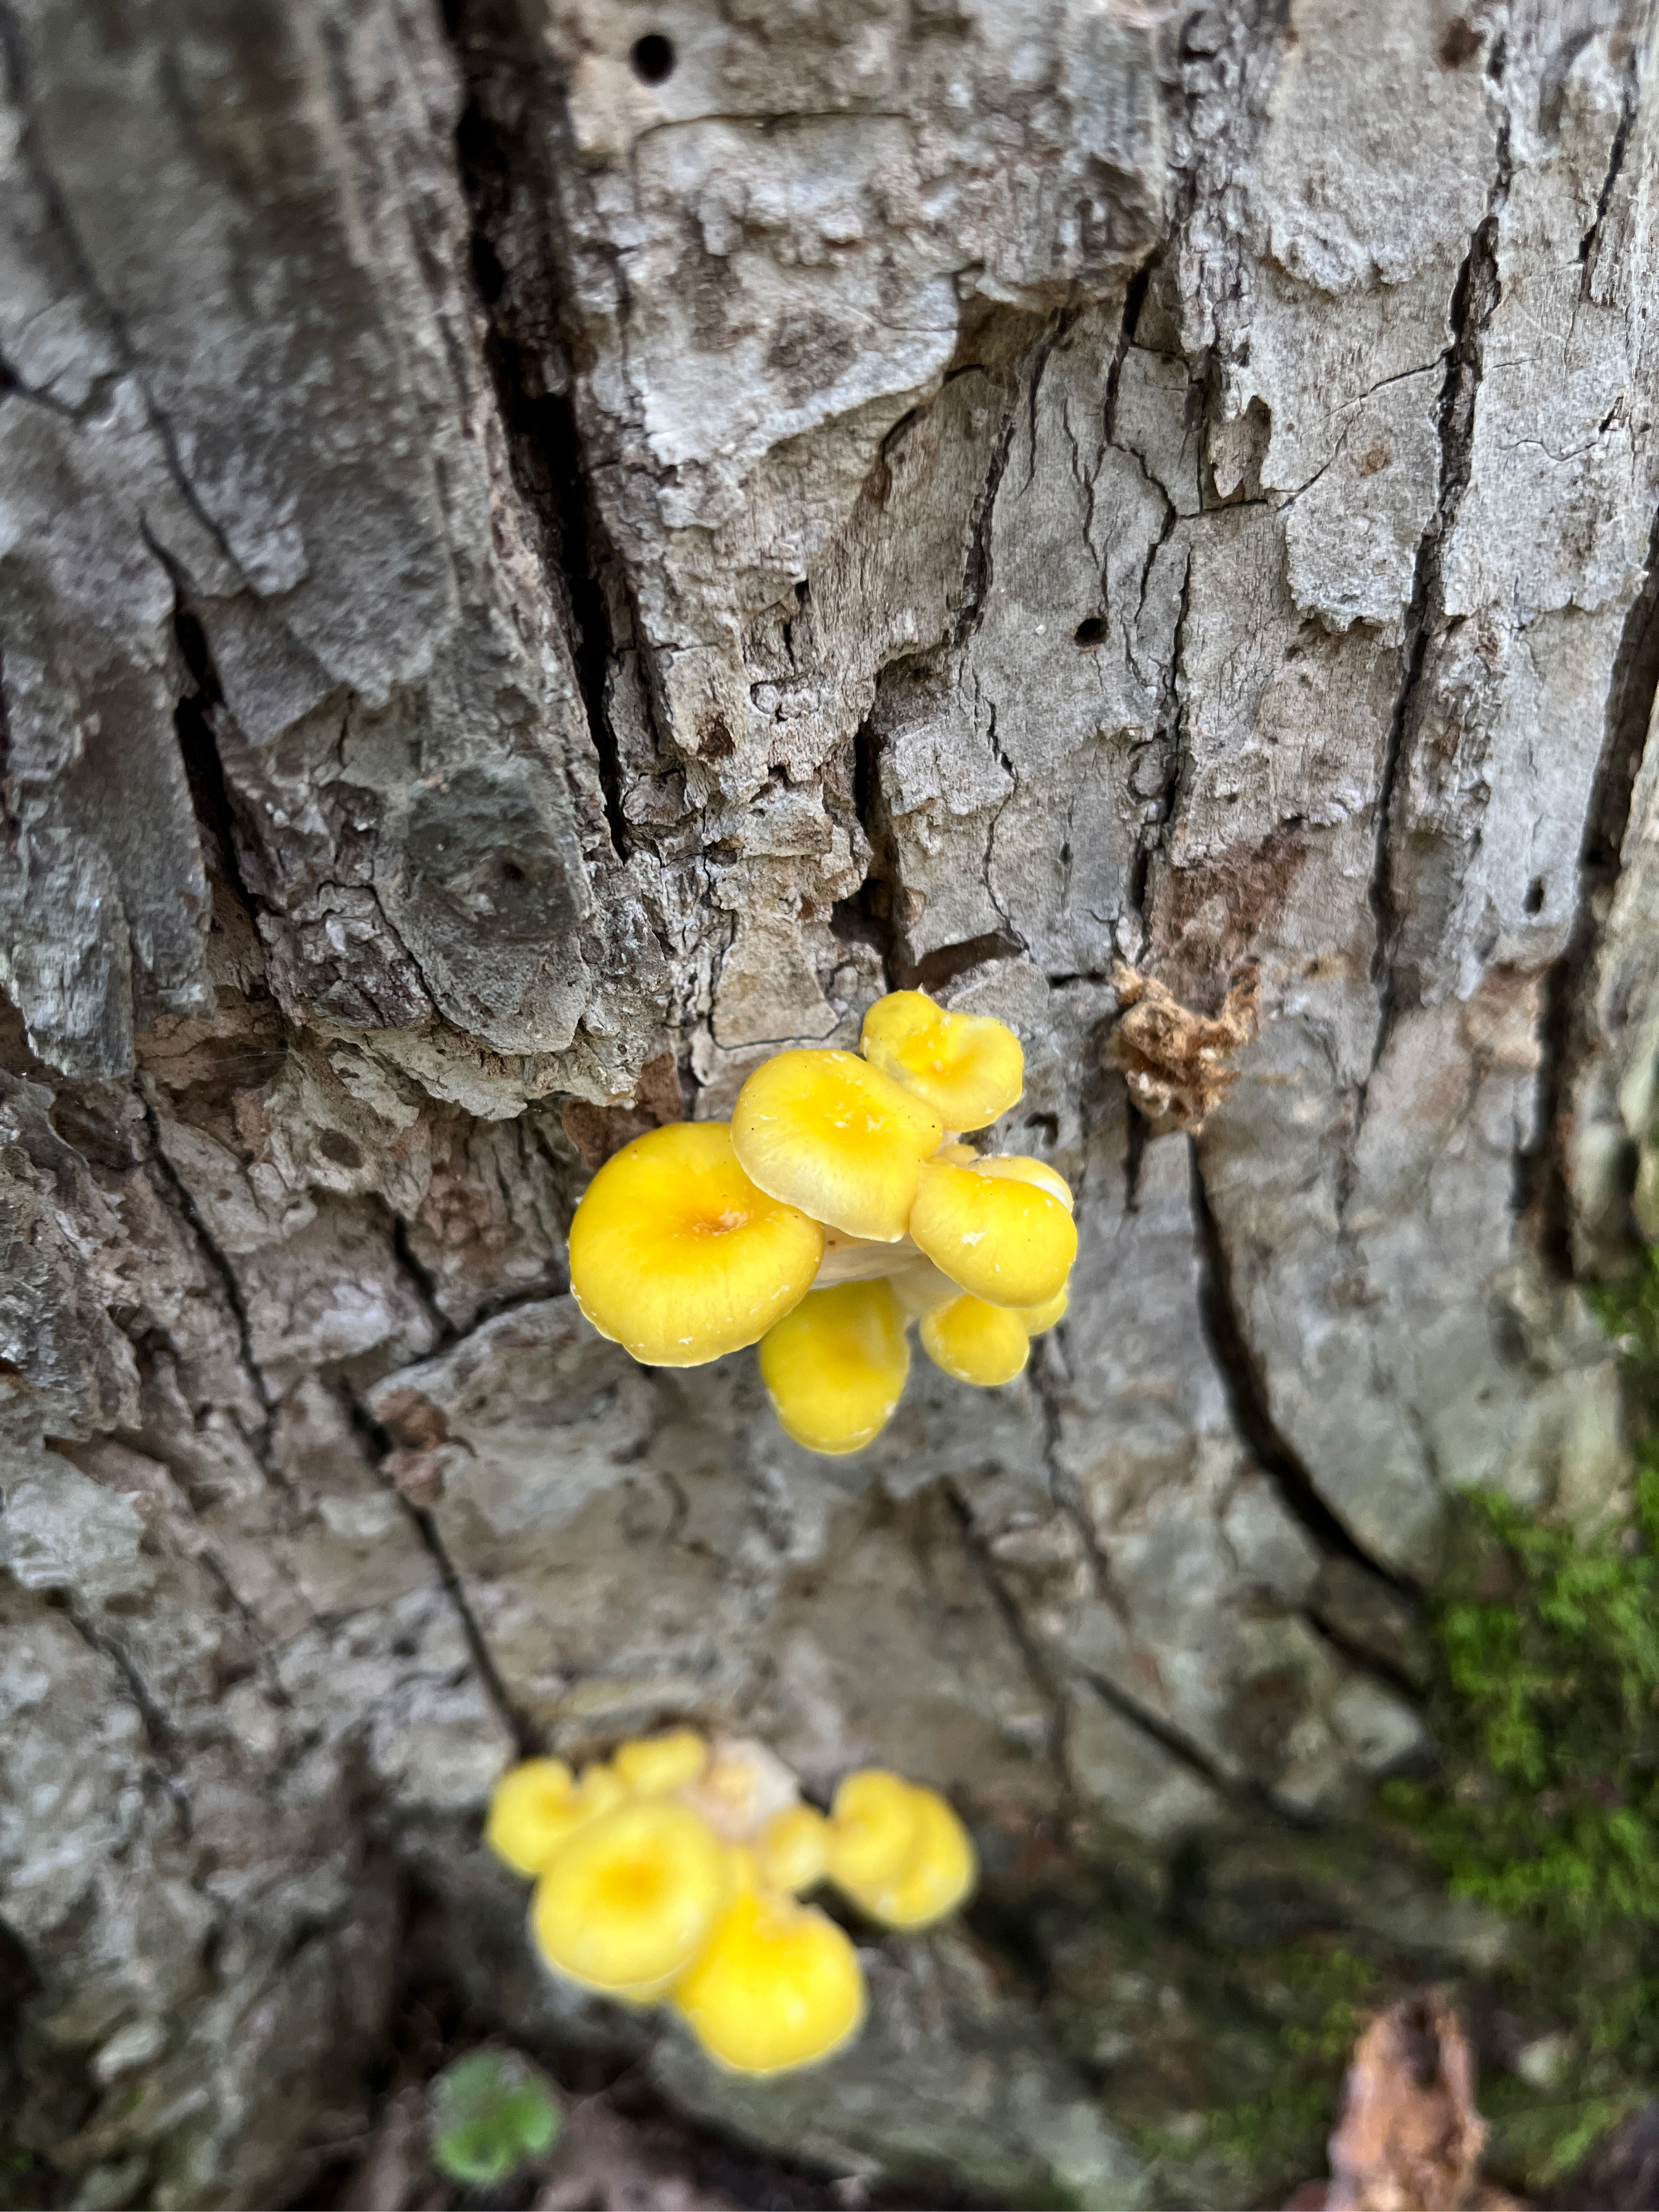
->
xmin=2 ymin=0 xmax=1657 ymax=2202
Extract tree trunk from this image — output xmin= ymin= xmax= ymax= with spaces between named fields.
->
xmin=2 ymin=0 xmax=1656 ymax=2202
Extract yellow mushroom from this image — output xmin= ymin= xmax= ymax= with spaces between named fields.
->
xmin=485 ymin=1757 xmax=585 ymax=1878
xmin=529 ymin=1801 xmax=728 ymax=1994
xmin=1010 ymin=1284 xmax=1068 ymax=1334
xmin=569 ymin=1121 xmax=824 ymax=1367
xmin=757 ymin=1281 xmax=910 ymax=1456
xmin=919 ymin=1295 xmax=1031 ymax=1387
xmin=836 ymin=1786 xmax=976 ymax=1931
xmin=971 ymin=1154 xmax=1074 ymax=1212
xmin=732 ymin=1049 xmax=943 ymax=1242
xmin=573 ymin=1762 xmax=630 ymax=1821
xmin=907 ymin=1158 xmax=1078 ymax=1308
xmin=860 ymin=990 xmax=1024 ymax=1131
xmin=757 ymin=1803 xmax=833 ymax=1894
xmin=826 ymin=1769 xmax=921 ymax=1889
xmin=671 ymin=1888 xmax=866 ymax=2075
xmin=614 ymin=1728 xmax=710 ymax=1797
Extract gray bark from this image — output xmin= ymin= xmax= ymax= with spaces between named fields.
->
xmin=2 ymin=0 xmax=1657 ymax=2202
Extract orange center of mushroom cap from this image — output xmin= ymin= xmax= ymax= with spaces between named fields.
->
xmin=530 ymin=1801 xmax=728 ymax=1991
xmin=907 ymin=1159 xmax=1078 ymax=1309
xmin=568 ymin=1121 xmax=824 ymax=1368
xmin=732 ymin=1049 xmax=944 ymax=1243
xmin=920 ymin=1294 xmax=1031 ymax=1388
xmin=860 ymin=989 xmax=1025 ymax=1132
xmin=834 ymin=1787 xmax=977 ymax=1932
xmin=671 ymin=1889 xmax=866 ymax=2076
xmin=757 ymin=1281 xmax=910 ymax=1456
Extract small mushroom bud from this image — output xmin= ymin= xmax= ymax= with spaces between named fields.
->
xmin=827 ymin=1768 xmax=922 ymax=1887
xmin=920 ymin=1294 xmax=1032 ymax=1386
xmin=569 ymin=1121 xmax=824 ymax=1367
xmin=835 ymin=1785 xmax=976 ymax=1931
xmin=907 ymin=1158 xmax=1077 ymax=1309
xmin=732 ymin=1048 xmax=943 ymax=1242
xmin=486 ymin=1757 xmax=585 ymax=1877
xmin=613 ymin=1728 xmax=710 ymax=1796
xmin=860 ymin=989 xmax=1024 ymax=1130
xmin=672 ymin=1888 xmax=866 ymax=2075
xmin=757 ymin=1804 xmax=832 ymax=1894
xmin=757 ymin=1281 xmax=910 ymax=1456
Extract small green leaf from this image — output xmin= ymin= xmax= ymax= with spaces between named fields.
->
xmin=428 ymin=2049 xmax=561 ymax=2188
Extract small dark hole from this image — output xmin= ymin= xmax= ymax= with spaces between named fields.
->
xmin=1073 ymin=615 xmax=1107 ymax=648
xmin=1524 ymin=875 xmax=1546 ymax=916
xmin=500 ymin=859 xmax=527 ymax=885
xmin=630 ymin=32 xmax=675 ymax=83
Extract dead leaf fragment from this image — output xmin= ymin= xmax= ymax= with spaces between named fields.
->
xmin=1108 ymin=962 xmax=1260 ymax=1131
xmin=1323 ymin=1994 xmax=1490 ymax=2212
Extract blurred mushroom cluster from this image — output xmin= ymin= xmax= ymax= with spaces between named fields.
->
xmin=486 ymin=1732 xmax=975 ymax=2075
xmin=570 ymin=989 xmax=1076 ymax=1453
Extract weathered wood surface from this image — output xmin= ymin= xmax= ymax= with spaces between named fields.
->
xmin=2 ymin=0 xmax=1657 ymax=2201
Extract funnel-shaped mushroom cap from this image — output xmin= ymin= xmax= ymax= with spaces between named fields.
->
xmin=486 ymin=1758 xmax=583 ymax=1877
xmin=827 ymin=1769 xmax=921 ymax=1888
xmin=920 ymin=1295 xmax=1031 ymax=1387
xmin=757 ymin=1804 xmax=832 ymax=1894
xmin=860 ymin=990 xmax=1024 ymax=1130
xmin=908 ymin=1159 xmax=1077 ymax=1308
xmin=614 ymin=1728 xmax=709 ymax=1797
xmin=570 ymin=1121 xmax=824 ymax=1367
xmin=837 ymin=1786 xmax=976 ymax=1930
xmin=672 ymin=1889 xmax=866 ymax=2075
xmin=1010 ymin=1285 xmax=1068 ymax=1335
xmin=972 ymin=1155 xmax=1074 ymax=1212
xmin=732 ymin=1050 xmax=943 ymax=1242
xmin=530 ymin=1801 xmax=728 ymax=1992
xmin=758 ymin=1281 xmax=910 ymax=1456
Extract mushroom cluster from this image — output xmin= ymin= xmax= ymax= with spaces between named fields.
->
xmin=486 ymin=1731 xmax=975 ymax=2075
xmin=570 ymin=990 xmax=1076 ymax=1453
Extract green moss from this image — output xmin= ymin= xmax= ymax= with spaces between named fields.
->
xmin=1379 ymin=1249 xmax=1659 ymax=2188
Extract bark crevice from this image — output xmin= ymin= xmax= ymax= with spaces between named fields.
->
xmin=1189 ymin=1138 xmax=1413 ymax=1595
xmin=1531 ymin=498 xmax=1659 ymax=1272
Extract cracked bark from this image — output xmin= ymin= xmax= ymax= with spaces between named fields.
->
xmin=2 ymin=0 xmax=1658 ymax=2203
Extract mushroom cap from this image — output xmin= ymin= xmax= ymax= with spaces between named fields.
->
xmin=530 ymin=1801 xmax=729 ymax=1991
xmin=1010 ymin=1284 xmax=1068 ymax=1334
xmin=920 ymin=1295 xmax=1031 ymax=1387
xmin=827 ymin=1768 xmax=921 ymax=1887
xmin=907 ymin=1159 xmax=1078 ymax=1308
xmin=486 ymin=1757 xmax=582 ymax=1877
xmin=732 ymin=1049 xmax=943 ymax=1242
xmin=837 ymin=1786 xmax=976 ymax=1931
xmin=757 ymin=1281 xmax=910 ymax=1456
xmin=672 ymin=1889 xmax=866 ymax=2075
xmin=757 ymin=1804 xmax=833 ymax=1894
xmin=569 ymin=1121 xmax=824 ymax=1367
xmin=613 ymin=1728 xmax=710 ymax=1797
xmin=860 ymin=990 xmax=1024 ymax=1130
xmin=972 ymin=1154 xmax=1074 ymax=1213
